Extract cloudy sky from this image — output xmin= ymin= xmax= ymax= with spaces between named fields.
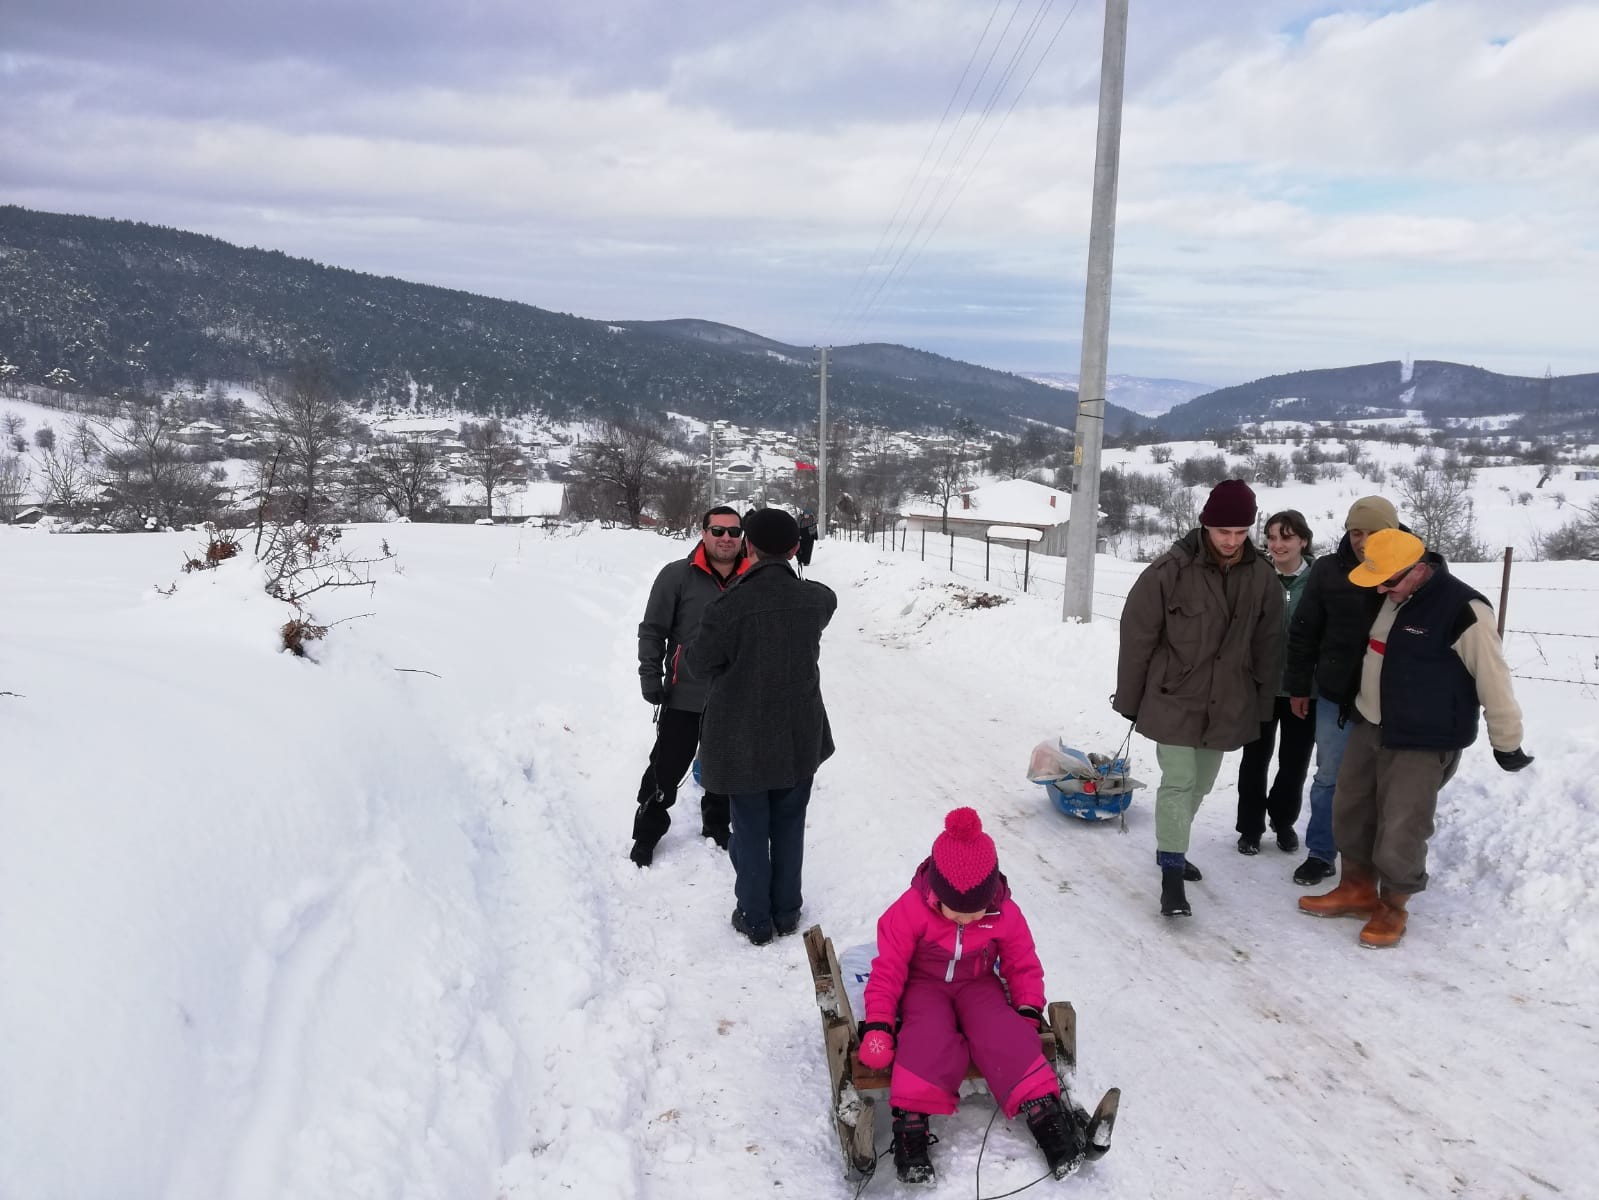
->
xmin=4 ymin=0 xmax=1596 ymax=386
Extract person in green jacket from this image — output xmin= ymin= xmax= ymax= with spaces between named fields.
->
xmin=1234 ymin=510 xmax=1316 ymax=855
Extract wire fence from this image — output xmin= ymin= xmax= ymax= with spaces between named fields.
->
xmin=828 ymin=522 xmax=1599 ymax=696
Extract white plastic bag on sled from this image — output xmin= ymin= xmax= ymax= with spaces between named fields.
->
xmin=1028 ymin=737 xmax=1145 ymax=822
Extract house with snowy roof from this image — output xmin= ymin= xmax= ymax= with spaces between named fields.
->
xmin=900 ymin=478 xmax=1088 ymax=556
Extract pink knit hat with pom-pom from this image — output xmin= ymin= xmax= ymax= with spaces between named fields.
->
xmin=929 ymin=807 xmax=1000 ymax=912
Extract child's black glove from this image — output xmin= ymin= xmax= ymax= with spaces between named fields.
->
xmin=1016 ymin=1005 xmax=1045 ymax=1031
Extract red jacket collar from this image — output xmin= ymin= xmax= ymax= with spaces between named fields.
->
xmin=690 ymin=542 xmax=750 ymax=585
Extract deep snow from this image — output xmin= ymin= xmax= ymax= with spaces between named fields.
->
xmin=2 ymin=523 xmax=1595 ymax=1200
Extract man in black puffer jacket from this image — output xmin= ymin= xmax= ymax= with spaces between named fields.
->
xmin=689 ymin=507 xmax=836 ymax=946
xmin=631 ymin=505 xmax=750 ymax=866
xmin=1283 ymin=496 xmax=1399 ymax=885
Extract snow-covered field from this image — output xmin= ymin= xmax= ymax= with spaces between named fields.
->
xmin=2 ymin=523 xmax=1596 ymax=1200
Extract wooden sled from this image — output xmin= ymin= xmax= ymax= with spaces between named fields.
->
xmin=804 ymin=923 xmax=1095 ymax=1181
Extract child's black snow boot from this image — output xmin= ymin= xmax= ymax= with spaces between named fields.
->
xmin=1021 ymin=1093 xmax=1086 ymax=1180
xmin=890 ymin=1107 xmax=936 ymax=1185
xmin=1160 ymin=867 xmax=1192 ymax=916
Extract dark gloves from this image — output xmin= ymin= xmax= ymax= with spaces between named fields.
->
xmin=642 ymin=678 xmax=665 ymax=705
xmin=857 ymin=1021 xmax=896 ymax=1069
xmin=1016 ymin=1005 xmax=1045 ymax=1031
xmin=1109 ymin=693 xmax=1135 ymax=724
xmin=1493 ymin=747 xmax=1534 ymax=772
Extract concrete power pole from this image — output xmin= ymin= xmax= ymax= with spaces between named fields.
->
xmin=817 ymin=346 xmax=829 ymax=537
xmin=1063 ymin=0 xmax=1131 ymax=623
xmin=708 ymin=418 xmax=717 ymax=505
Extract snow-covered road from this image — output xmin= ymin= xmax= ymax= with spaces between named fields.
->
xmin=2 ymin=524 xmax=1593 ymax=1200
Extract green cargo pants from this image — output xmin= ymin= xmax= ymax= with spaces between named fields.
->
xmin=1155 ymin=743 xmax=1225 ymax=855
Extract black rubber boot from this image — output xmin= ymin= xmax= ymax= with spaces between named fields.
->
xmin=629 ymin=791 xmax=672 ymax=867
xmin=890 ymin=1108 xmax=936 ymax=1185
xmin=1021 ymin=1093 xmax=1086 ymax=1180
xmin=1160 ymin=868 xmax=1192 ymax=917
xmin=699 ymin=792 xmax=730 ymax=850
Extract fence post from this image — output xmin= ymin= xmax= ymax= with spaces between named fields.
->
xmin=1024 ymin=541 xmax=1031 ymax=592
xmin=985 ymin=536 xmax=991 ymax=581
xmin=949 ymin=532 xmax=955 ymax=572
xmin=921 ymin=529 xmax=926 ymax=561
xmin=1498 ymin=547 xmax=1512 ymax=637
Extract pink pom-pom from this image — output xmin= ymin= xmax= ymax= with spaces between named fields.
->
xmin=944 ymin=807 xmax=983 ymax=841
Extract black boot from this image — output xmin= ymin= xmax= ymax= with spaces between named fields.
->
xmin=1155 ymin=851 xmax=1202 ymax=881
xmin=890 ymin=1108 xmax=936 ymax=1185
xmin=699 ymin=792 xmax=731 ymax=850
xmin=1160 ymin=868 xmax=1191 ymax=917
xmin=629 ymin=791 xmax=672 ymax=868
xmin=1021 ymin=1093 xmax=1086 ymax=1180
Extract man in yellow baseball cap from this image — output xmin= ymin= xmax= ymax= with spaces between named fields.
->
xmin=1299 ymin=529 xmax=1533 ymax=947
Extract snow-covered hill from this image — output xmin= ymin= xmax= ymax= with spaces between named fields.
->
xmin=1 ymin=524 xmax=1594 ymax=1200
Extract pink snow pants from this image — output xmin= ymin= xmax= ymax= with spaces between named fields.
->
xmin=889 ymin=974 xmax=1059 ymax=1118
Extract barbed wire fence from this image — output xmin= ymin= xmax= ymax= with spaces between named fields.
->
xmin=829 ymin=520 xmax=1599 ymax=697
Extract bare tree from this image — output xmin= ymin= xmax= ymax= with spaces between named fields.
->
xmin=915 ymin=422 xmax=978 ymax=534
xmin=1396 ymin=465 xmax=1484 ymax=561
xmin=1249 ymin=450 xmax=1288 ymax=488
xmin=97 ymin=403 xmax=224 ymax=528
xmin=261 ymin=352 xmax=350 ymax=522
xmin=34 ymin=425 xmax=56 ymax=452
xmin=580 ymin=419 xmax=669 ymax=528
xmin=355 ymin=440 xmax=442 ymax=519
xmin=987 ymin=435 xmax=1026 ymax=480
xmin=460 ymin=420 xmax=520 ymax=520
xmin=39 ymin=446 xmax=94 ymax=520
xmin=0 ymin=452 xmax=29 ymax=522
xmin=4 ymin=412 xmax=26 ymax=443
xmin=655 ymin=461 xmax=703 ymax=534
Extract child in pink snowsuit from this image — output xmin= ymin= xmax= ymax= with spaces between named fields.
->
xmin=858 ymin=807 xmax=1083 ymax=1184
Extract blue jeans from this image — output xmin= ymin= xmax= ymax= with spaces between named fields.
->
xmin=729 ymin=777 xmax=813 ymax=937
xmin=1307 ymin=694 xmax=1355 ymax=863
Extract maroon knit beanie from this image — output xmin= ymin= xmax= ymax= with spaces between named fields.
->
xmin=1199 ymin=479 xmax=1257 ymax=528
xmin=929 ymin=808 xmax=1000 ymax=913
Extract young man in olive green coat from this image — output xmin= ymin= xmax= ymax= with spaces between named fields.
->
xmin=1114 ymin=480 xmax=1284 ymax=917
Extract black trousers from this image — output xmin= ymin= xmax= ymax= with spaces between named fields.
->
xmin=632 ymin=707 xmax=731 ymax=847
xmin=1235 ymin=695 xmax=1316 ymax=838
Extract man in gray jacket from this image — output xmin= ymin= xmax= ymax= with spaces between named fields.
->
xmin=688 ymin=507 xmax=836 ymax=946
xmin=1114 ymin=479 xmax=1284 ymax=917
xmin=631 ymin=505 xmax=749 ymax=867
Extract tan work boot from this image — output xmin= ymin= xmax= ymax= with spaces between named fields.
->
xmin=1359 ymin=893 xmax=1409 ymax=949
xmin=1298 ymin=860 xmax=1380 ymax=919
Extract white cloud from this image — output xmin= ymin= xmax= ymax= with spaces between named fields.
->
xmin=1 ymin=0 xmax=1596 ymax=383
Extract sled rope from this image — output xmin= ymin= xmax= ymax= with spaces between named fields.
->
xmin=1111 ymin=724 xmax=1133 ymax=834
xmin=974 ymin=1104 xmax=1052 ymax=1198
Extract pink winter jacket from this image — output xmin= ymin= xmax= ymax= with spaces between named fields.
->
xmin=862 ymin=859 xmax=1047 ymax=1027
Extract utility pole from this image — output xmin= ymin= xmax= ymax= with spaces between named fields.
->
xmin=818 ymin=346 xmax=829 ymax=537
xmin=708 ymin=417 xmax=717 ymax=505
xmin=1063 ymin=0 xmax=1130 ymax=623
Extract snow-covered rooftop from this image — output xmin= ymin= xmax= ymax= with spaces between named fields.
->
xmin=903 ymin=478 xmax=1072 ymax=526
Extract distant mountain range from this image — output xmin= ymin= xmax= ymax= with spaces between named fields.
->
xmin=0 ymin=206 xmax=1147 ymax=436
xmin=1022 ymin=372 xmax=1215 ymax=418
xmin=1155 ymin=360 xmax=1599 ymax=438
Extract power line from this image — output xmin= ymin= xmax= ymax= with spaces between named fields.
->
xmin=824 ymin=0 xmax=1009 ymax=344
xmin=838 ymin=0 xmax=1088 ymax=342
xmin=832 ymin=0 xmax=1034 ymax=339
xmin=883 ymin=0 xmax=1086 ymax=312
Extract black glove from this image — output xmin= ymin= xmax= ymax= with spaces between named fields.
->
xmin=1108 ymin=693 xmax=1135 ymax=724
xmin=641 ymin=679 xmax=665 ymax=705
xmin=1016 ymin=1005 xmax=1045 ymax=1031
xmin=1493 ymin=747 xmax=1533 ymax=772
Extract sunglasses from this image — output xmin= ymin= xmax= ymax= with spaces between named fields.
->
xmin=706 ymin=525 xmax=743 ymax=538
